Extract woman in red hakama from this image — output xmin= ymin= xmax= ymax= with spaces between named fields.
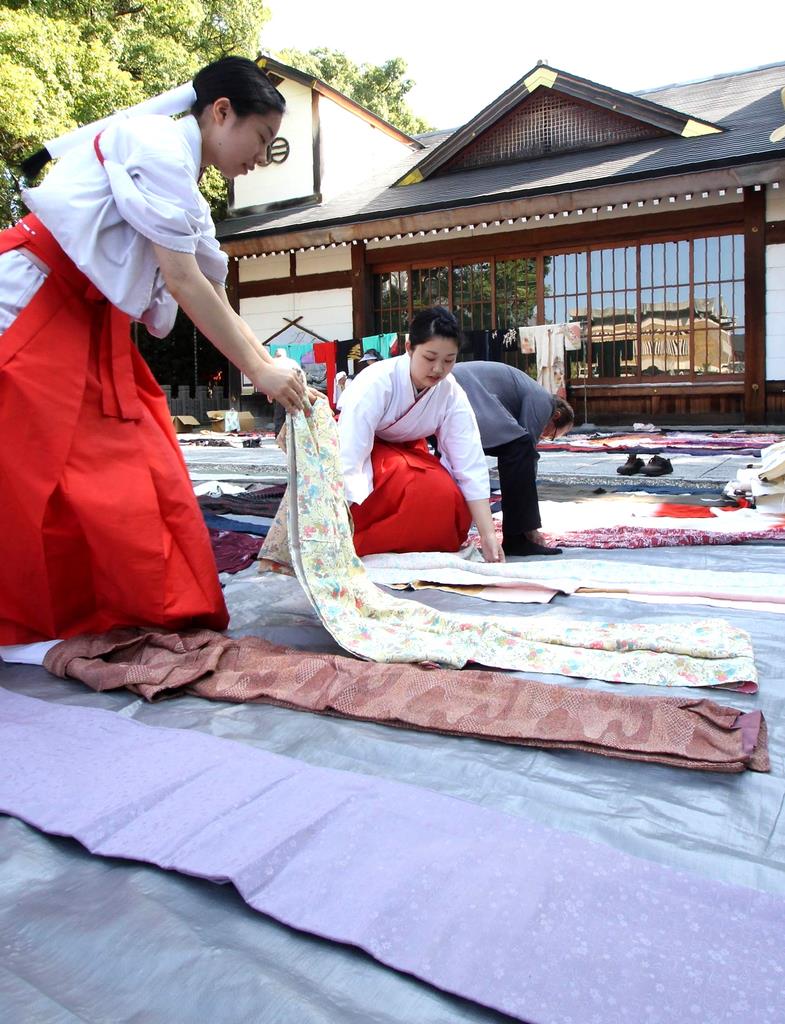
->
xmin=0 ymin=58 xmax=306 ymax=645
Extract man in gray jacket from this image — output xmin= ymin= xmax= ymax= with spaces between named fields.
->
xmin=451 ymin=361 xmax=574 ymax=557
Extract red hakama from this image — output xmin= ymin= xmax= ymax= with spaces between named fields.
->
xmin=350 ymin=439 xmax=472 ymax=556
xmin=0 ymin=215 xmax=228 ymax=642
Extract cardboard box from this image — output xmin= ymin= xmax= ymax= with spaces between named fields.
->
xmin=207 ymin=410 xmax=256 ymax=433
xmin=171 ymin=414 xmax=201 ymax=433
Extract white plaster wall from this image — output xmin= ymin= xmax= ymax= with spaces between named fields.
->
xmin=296 ymin=247 xmax=351 ymax=274
xmin=319 ymin=97 xmax=414 ymax=201
xmin=241 ymin=288 xmax=353 ymax=343
xmin=766 ymin=189 xmax=785 ymax=222
xmin=231 ymin=79 xmax=314 ymax=211
xmin=236 ymin=248 xmax=350 ymax=283
xmin=238 ymin=253 xmax=290 ymax=282
xmin=766 ymin=243 xmax=785 ymax=380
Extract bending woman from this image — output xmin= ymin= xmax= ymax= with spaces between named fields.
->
xmin=0 ymin=56 xmax=305 ymax=645
xmin=452 ymin=361 xmax=574 ymax=556
xmin=338 ymin=307 xmax=503 ymax=562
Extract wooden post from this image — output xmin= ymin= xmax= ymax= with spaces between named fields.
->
xmin=351 ymin=241 xmax=374 ymax=339
xmin=225 ymin=257 xmax=242 ymax=405
xmin=743 ymin=187 xmax=766 ymax=423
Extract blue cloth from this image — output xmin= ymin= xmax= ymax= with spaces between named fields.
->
xmin=271 ymin=343 xmax=313 ymax=365
xmin=201 ymin=512 xmax=269 ymax=537
xmin=361 ymin=333 xmax=397 ymax=360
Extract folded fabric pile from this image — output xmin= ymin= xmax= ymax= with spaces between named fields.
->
xmin=726 ymin=439 xmax=785 ymax=514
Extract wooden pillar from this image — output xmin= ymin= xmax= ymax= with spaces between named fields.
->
xmin=351 ymin=241 xmax=374 ymax=339
xmin=225 ymin=257 xmax=242 ymax=404
xmin=743 ymin=187 xmax=766 ymax=423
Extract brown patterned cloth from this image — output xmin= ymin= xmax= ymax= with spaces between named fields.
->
xmin=43 ymin=629 xmax=769 ymax=773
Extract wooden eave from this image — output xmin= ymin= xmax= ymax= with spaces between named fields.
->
xmin=220 ymin=159 xmax=781 ymax=258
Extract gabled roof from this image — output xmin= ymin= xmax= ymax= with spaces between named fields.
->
xmin=217 ymin=60 xmax=785 ymax=246
xmin=258 ymin=55 xmax=423 ymax=149
xmin=394 ymin=63 xmax=722 ymax=186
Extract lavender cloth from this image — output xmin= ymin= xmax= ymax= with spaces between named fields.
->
xmin=1 ymin=689 xmax=783 ymax=1024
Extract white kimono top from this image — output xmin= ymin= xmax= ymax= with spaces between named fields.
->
xmin=6 ymin=114 xmax=227 ymax=338
xmin=338 ymin=354 xmax=490 ymax=506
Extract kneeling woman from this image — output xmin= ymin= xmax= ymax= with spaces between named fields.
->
xmin=338 ymin=308 xmax=503 ymax=562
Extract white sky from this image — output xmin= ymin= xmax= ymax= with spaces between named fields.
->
xmin=261 ymin=0 xmax=784 ymax=130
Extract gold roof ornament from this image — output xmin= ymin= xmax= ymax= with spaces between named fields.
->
xmin=770 ymin=86 xmax=785 ymax=143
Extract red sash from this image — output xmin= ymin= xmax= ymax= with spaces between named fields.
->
xmin=0 ymin=214 xmax=143 ymax=421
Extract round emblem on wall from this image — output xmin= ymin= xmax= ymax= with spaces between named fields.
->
xmin=267 ymin=137 xmax=290 ymax=164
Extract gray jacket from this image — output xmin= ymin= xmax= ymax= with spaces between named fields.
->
xmin=451 ymin=362 xmax=555 ymax=450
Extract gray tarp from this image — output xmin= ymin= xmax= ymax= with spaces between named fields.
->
xmin=1 ymin=543 xmax=783 ymax=1024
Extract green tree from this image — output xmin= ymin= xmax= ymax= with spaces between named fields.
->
xmin=274 ymin=47 xmax=431 ymax=136
xmin=0 ymin=1 xmax=270 ymax=225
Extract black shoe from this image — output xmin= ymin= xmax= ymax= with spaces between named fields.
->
xmin=503 ymin=538 xmax=563 ymax=557
xmin=617 ymin=454 xmax=644 ymax=475
xmin=641 ymin=455 xmax=673 ymax=477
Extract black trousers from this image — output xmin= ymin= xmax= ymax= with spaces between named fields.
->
xmin=485 ymin=435 xmax=540 ymax=542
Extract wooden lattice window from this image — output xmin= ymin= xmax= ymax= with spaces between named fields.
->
xmin=496 ymin=257 xmax=538 ymax=376
xmin=543 ymin=252 xmax=589 ymax=380
xmin=544 ymin=235 xmax=744 ymax=381
xmin=371 ymin=232 xmax=743 ymax=382
xmin=411 ymin=266 xmax=450 ymax=310
xmin=373 ymin=271 xmax=409 ymax=334
xmin=589 ymin=246 xmax=638 ymax=378
xmin=691 ymin=235 xmax=745 ymax=375
xmin=444 ymin=91 xmax=666 ymax=172
xmin=452 ymin=262 xmax=492 ymax=330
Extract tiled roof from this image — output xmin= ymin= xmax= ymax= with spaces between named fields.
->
xmin=218 ymin=61 xmax=785 ymax=242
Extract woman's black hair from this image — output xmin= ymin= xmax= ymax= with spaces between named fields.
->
xmin=408 ymin=307 xmax=462 ymax=349
xmin=192 ymin=56 xmax=286 ymax=119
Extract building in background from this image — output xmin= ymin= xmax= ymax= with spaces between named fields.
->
xmin=217 ymin=57 xmax=785 ymax=425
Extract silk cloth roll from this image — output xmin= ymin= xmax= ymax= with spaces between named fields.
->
xmin=0 ymin=689 xmax=782 ymax=1023
xmin=42 ymin=627 xmax=768 ymax=773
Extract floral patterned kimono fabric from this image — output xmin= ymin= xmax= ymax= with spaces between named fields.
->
xmin=258 ymin=400 xmax=757 ymax=691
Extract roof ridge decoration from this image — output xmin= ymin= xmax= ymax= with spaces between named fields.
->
xmin=395 ymin=63 xmax=723 ymax=187
xmin=771 ymin=86 xmax=785 ymax=144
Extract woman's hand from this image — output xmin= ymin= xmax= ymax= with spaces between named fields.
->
xmin=275 ymin=421 xmax=287 ymax=453
xmin=466 ymin=498 xmax=504 ymax=563
xmin=152 ymin=247 xmax=307 ymax=415
xmin=480 ymin=531 xmax=505 ymax=563
xmin=252 ymin=361 xmax=306 ymax=414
